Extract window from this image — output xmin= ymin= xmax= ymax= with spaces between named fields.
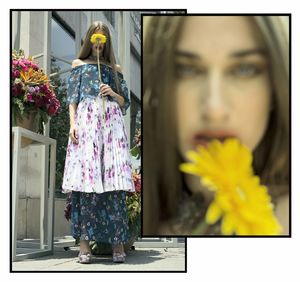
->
xmin=103 ymin=11 xmax=115 ymax=27
xmin=51 ymin=17 xmax=75 ymax=77
xmin=50 ymin=17 xmax=76 ymax=197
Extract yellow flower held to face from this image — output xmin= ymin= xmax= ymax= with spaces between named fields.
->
xmin=90 ymin=33 xmax=107 ymax=44
xmin=179 ymin=138 xmax=282 ymax=235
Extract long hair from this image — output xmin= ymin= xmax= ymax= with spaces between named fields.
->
xmin=78 ymin=21 xmax=121 ymax=92
xmin=143 ymin=15 xmax=290 ymax=234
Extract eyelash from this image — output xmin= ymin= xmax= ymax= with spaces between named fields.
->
xmin=175 ymin=64 xmax=204 ymax=78
xmin=228 ymin=64 xmax=264 ymax=78
xmin=175 ymin=63 xmax=265 ymax=79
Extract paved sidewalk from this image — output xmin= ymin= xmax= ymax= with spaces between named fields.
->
xmin=12 ymin=246 xmax=186 ymax=271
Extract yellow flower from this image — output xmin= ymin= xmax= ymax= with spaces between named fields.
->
xmin=179 ymin=138 xmax=282 ymax=235
xmin=20 ymin=68 xmax=50 ymax=85
xmin=90 ymin=33 xmax=107 ymax=44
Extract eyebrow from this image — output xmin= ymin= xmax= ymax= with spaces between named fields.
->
xmin=175 ymin=50 xmax=201 ymax=60
xmin=175 ymin=48 xmax=267 ymax=60
xmin=230 ymin=48 xmax=267 ymax=58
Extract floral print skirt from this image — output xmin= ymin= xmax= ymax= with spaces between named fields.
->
xmin=70 ymin=190 xmax=130 ymax=245
xmin=62 ymin=96 xmax=135 ymax=194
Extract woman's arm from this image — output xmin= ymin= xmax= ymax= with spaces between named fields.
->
xmin=100 ymin=64 xmax=125 ymax=107
xmin=68 ymin=59 xmax=81 ymax=143
xmin=69 ymin=59 xmax=81 ymax=121
xmin=69 ymin=103 xmax=77 ymax=126
xmin=112 ymin=92 xmax=125 ymax=107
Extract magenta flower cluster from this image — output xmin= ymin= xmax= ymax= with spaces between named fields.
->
xmin=12 ymin=52 xmax=60 ymax=117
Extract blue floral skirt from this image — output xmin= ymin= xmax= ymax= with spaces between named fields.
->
xmin=70 ymin=190 xmax=130 ymax=246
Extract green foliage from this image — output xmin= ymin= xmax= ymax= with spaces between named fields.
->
xmin=126 ymin=193 xmax=141 ymax=224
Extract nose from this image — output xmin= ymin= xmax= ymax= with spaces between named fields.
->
xmin=201 ymin=70 xmax=230 ymax=123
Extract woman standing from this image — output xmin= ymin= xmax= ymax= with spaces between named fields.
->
xmin=62 ymin=21 xmax=135 ymax=263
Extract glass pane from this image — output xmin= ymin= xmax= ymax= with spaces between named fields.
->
xmin=51 ymin=18 xmax=75 ymax=72
xmin=50 ymin=18 xmax=76 ymax=198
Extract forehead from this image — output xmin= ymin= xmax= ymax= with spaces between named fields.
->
xmin=177 ymin=16 xmax=265 ymax=56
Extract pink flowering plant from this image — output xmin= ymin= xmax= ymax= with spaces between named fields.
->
xmin=126 ymin=170 xmax=141 ymax=224
xmin=130 ymin=129 xmax=141 ymax=159
xmin=12 ymin=50 xmax=60 ymax=133
xmin=126 ymin=128 xmax=142 ymax=237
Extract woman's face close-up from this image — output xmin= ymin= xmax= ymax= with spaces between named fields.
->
xmin=175 ymin=16 xmax=272 ymax=160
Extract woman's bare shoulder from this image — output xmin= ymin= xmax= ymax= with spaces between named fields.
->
xmin=115 ymin=64 xmax=123 ymax=73
xmin=72 ymin=59 xmax=85 ymax=68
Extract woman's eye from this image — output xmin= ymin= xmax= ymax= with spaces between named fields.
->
xmin=175 ymin=64 xmax=205 ymax=78
xmin=229 ymin=64 xmax=263 ymax=78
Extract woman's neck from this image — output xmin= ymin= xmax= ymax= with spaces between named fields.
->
xmin=90 ymin=50 xmax=103 ymax=59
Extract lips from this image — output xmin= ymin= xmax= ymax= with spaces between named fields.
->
xmin=192 ymin=131 xmax=237 ymax=148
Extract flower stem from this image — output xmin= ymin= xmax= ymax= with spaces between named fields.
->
xmin=97 ymin=51 xmax=105 ymax=123
xmin=191 ymin=221 xmax=209 ymax=235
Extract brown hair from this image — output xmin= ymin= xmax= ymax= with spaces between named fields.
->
xmin=143 ymin=16 xmax=290 ymax=234
xmin=78 ymin=21 xmax=121 ymax=92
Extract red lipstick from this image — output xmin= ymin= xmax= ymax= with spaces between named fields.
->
xmin=192 ymin=131 xmax=237 ymax=148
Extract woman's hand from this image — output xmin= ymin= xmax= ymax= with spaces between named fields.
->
xmin=100 ymin=84 xmax=117 ymax=98
xmin=69 ymin=124 xmax=79 ymax=144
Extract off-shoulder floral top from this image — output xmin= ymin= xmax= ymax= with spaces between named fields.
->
xmin=66 ymin=63 xmax=130 ymax=115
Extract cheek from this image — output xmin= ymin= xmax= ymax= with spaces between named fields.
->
xmin=176 ymin=83 xmax=200 ymax=158
xmin=235 ymin=84 xmax=272 ymax=151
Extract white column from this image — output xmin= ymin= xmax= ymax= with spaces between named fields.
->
xmin=43 ymin=11 xmax=51 ymax=137
xmin=41 ymin=11 xmax=52 ymax=248
xmin=12 ymin=11 xmax=21 ymax=50
xmin=19 ymin=11 xmax=30 ymax=56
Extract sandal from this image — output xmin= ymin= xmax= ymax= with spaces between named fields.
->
xmin=112 ymin=252 xmax=125 ymax=263
xmin=78 ymin=252 xmax=92 ymax=264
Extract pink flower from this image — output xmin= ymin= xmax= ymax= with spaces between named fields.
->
xmin=12 ymin=50 xmax=61 ymax=129
xmin=132 ymin=172 xmax=141 ymax=193
xmin=26 ymin=93 xmax=34 ymax=102
xmin=47 ymin=104 xmax=57 ymax=115
xmin=19 ymin=62 xmax=26 ymax=69
xmin=12 ymin=70 xmax=20 ymax=79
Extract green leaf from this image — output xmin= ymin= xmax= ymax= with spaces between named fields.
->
xmin=130 ymin=146 xmax=140 ymax=158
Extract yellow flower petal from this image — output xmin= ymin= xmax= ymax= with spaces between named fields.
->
xmin=201 ymin=177 xmax=217 ymax=191
xmin=180 ymin=138 xmax=282 ymax=235
xmin=206 ymin=201 xmax=222 ymax=224
xmin=186 ymin=150 xmax=202 ymax=163
xmin=179 ymin=163 xmax=200 ymax=176
xmin=221 ymin=213 xmax=236 ymax=235
xmin=90 ymin=33 xmax=107 ymax=44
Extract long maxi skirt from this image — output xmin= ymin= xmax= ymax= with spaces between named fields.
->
xmin=62 ymin=96 xmax=135 ymax=245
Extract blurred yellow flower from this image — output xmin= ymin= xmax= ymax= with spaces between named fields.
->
xmin=90 ymin=33 xmax=107 ymax=44
xmin=179 ymin=138 xmax=282 ymax=235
